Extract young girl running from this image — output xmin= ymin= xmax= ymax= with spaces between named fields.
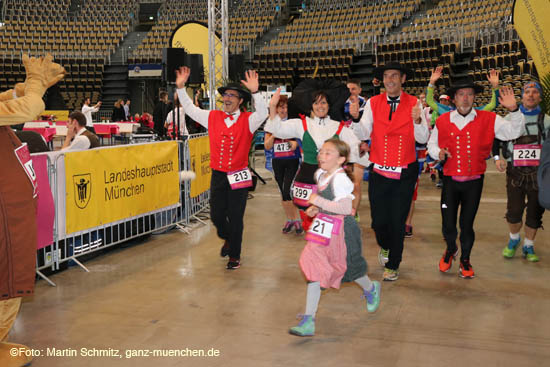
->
xmin=289 ymin=138 xmax=381 ymax=337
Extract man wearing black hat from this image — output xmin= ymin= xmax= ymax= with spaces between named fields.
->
xmin=427 ymin=81 xmax=524 ymax=278
xmin=175 ymin=66 xmax=268 ymax=270
xmin=358 ymin=62 xmax=430 ymax=281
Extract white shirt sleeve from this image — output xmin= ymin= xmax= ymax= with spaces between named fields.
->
xmin=264 ymin=115 xmax=304 ymax=139
xmin=176 ymin=88 xmax=210 ymax=129
xmin=62 ymin=135 xmax=91 ymax=152
xmin=496 ymin=110 xmax=525 ymax=140
xmin=427 ymin=125 xmax=440 ymax=160
xmin=332 ymin=172 xmax=355 ymax=201
xmin=81 ymin=105 xmax=93 ymax=114
xmin=248 ymin=93 xmax=269 ymax=133
xmin=358 ymin=99 xmax=374 ymax=140
xmin=339 ymin=127 xmax=361 ymax=163
xmin=414 ymin=99 xmax=430 ymax=144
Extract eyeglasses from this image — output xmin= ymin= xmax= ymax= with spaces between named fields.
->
xmin=222 ymin=92 xmax=240 ymax=99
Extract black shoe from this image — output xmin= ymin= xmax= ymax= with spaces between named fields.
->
xmin=436 ymin=179 xmax=443 ymax=188
xmin=404 ymin=225 xmax=413 ymax=238
xmin=227 ymin=258 xmax=241 ymax=269
xmin=220 ymin=241 xmax=230 ymax=257
xmin=430 ymin=173 xmax=436 ymax=182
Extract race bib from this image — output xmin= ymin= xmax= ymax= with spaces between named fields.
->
xmin=373 ymin=164 xmax=402 ymax=180
xmin=273 ymin=139 xmax=294 ymax=158
xmin=513 ymin=144 xmax=541 ymax=167
xmin=292 ymin=182 xmax=317 ymax=207
xmin=305 ymin=213 xmax=342 ymax=246
xmin=14 ymin=143 xmax=38 ymax=198
xmin=227 ymin=168 xmax=253 ymax=190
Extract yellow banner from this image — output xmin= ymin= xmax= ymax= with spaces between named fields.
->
xmin=65 ymin=142 xmax=180 ymax=234
xmin=188 ymin=136 xmax=211 ymax=197
xmin=44 ymin=110 xmax=69 ymax=121
xmin=513 ymin=0 xmax=550 ymax=77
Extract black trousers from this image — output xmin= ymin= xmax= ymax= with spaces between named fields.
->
xmin=368 ymin=161 xmax=418 ymax=270
xmin=210 ymin=170 xmax=249 ymax=259
xmin=272 ymin=158 xmax=300 ymax=201
xmin=440 ymin=175 xmax=484 ymax=260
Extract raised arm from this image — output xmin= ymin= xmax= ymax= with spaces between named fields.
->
xmin=175 ymin=66 xmax=210 ymax=129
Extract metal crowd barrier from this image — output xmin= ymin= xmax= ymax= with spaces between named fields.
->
xmin=35 ymin=136 xmax=211 ymax=286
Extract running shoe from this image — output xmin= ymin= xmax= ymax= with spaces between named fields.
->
xmin=294 ymin=221 xmax=304 ymax=235
xmin=282 ymin=221 xmax=294 ymax=234
xmin=289 ymin=315 xmax=315 ymax=336
xmin=439 ymin=248 xmax=458 ymax=272
xmin=404 ymin=225 xmax=413 ymax=238
xmin=502 ymin=237 xmax=520 ymax=258
xmin=378 ymin=248 xmax=389 ymax=266
xmin=226 ymin=258 xmax=241 ymax=269
xmin=220 ymin=241 xmax=230 ymax=257
xmin=383 ymin=268 xmax=399 ymax=281
xmin=459 ymin=259 xmax=475 ymax=278
xmin=362 ymin=281 xmax=381 ymax=312
xmin=523 ymin=246 xmax=540 ymax=262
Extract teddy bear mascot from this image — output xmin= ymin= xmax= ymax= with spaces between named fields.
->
xmin=0 ymin=53 xmax=65 ymax=367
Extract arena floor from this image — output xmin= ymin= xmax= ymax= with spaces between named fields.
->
xmin=10 ymin=162 xmax=550 ymax=367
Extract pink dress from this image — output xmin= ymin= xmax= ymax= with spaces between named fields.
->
xmin=299 ymin=170 xmax=351 ymax=289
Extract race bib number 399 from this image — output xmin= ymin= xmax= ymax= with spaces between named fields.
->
xmin=373 ymin=164 xmax=402 ymax=180
xmin=305 ymin=213 xmax=343 ymax=246
xmin=513 ymin=144 xmax=541 ymax=166
xmin=227 ymin=168 xmax=253 ymax=190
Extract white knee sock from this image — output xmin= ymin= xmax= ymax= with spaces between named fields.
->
xmin=354 ymin=275 xmax=374 ymax=292
xmin=305 ymin=282 xmax=321 ymax=317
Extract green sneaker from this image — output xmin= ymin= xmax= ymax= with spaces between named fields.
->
xmin=383 ymin=268 xmax=399 ymax=281
xmin=363 ymin=281 xmax=381 ymax=312
xmin=378 ymin=248 xmax=389 ymax=266
xmin=502 ymin=237 xmax=520 ymax=258
xmin=523 ymin=246 xmax=540 ymax=262
xmin=289 ymin=315 xmax=315 ymax=336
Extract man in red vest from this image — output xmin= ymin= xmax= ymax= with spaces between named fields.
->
xmin=175 ymin=66 xmax=267 ymax=269
xmin=358 ymin=62 xmax=430 ymax=281
xmin=427 ymin=80 xmax=524 ymax=278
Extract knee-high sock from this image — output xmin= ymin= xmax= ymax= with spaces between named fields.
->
xmin=354 ymin=275 xmax=374 ymax=292
xmin=0 ymin=298 xmax=21 ymax=342
xmin=305 ymin=282 xmax=321 ymax=317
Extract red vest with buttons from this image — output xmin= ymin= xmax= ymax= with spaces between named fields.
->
xmin=369 ymin=92 xmax=417 ymax=167
xmin=436 ymin=110 xmax=496 ymax=176
xmin=208 ymin=110 xmax=253 ymax=172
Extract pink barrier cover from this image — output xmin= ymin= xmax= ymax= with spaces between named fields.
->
xmin=32 ymin=155 xmax=55 ymax=250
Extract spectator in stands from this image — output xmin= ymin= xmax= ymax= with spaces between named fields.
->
xmin=61 ymin=111 xmax=100 ymax=151
xmin=358 ymin=62 xmax=429 ymax=281
xmin=344 ymin=79 xmax=369 ymax=220
xmin=153 ymin=91 xmax=169 ymax=137
xmin=123 ymin=99 xmax=131 ymax=120
xmin=81 ymin=97 xmax=101 ymax=133
xmin=175 ymin=66 xmax=268 ymax=270
xmin=111 ymin=99 xmax=126 ymax=122
xmin=164 ymin=92 xmax=188 ymax=139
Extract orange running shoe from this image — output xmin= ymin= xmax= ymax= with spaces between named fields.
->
xmin=459 ymin=259 xmax=475 ymax=279
xmin=438 ymin=248 xmax=458 ymax=273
